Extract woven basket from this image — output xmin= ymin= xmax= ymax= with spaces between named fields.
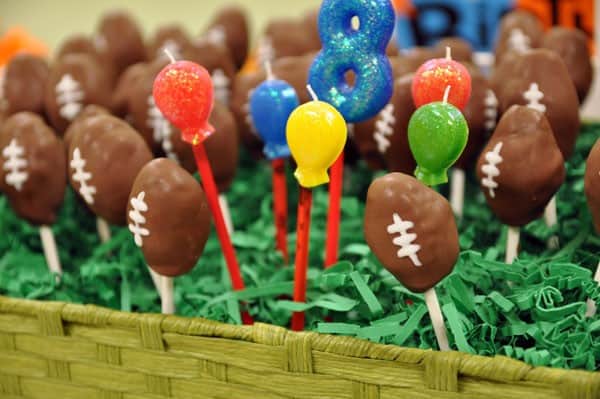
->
xmin=0 ymin=295 xmax=598 ymax=399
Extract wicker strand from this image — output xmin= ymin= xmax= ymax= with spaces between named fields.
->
xmin=0 ymin=296 xmax=599 ymax=399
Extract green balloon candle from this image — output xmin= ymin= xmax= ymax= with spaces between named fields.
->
xmin=408 ymin=100 xmax=469 ymax=186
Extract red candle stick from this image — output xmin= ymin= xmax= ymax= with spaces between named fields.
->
xmin=153 ymin=52 xmax=252 ymax=325
xmin=324 ymin=152 xmax=344 ymax=267
xmin=286 ymin=86 xmax=347 ymax=331
xmin=272 ymin=158 xmax=289 ymax=263
xmin=290 ymin=187 xmax=313 ymax=331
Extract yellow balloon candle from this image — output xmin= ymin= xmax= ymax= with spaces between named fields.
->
xmin=287 ymin=86 xmax=347 ymax=331
xmin=286 ymin=86 xmax=347 ymax=188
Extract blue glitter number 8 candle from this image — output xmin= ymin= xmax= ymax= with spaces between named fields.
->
xmin=308 ymin=0 xmax=395 ymax=123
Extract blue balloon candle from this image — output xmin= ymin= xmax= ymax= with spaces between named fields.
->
xmin=308 ymin=0 xmax=395 ymax=123
xmin=249 ymin=68 xmax=300 ymax=160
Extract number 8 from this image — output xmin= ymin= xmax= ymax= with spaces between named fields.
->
xmin=308 ymin=0 xmax=395 ymax=123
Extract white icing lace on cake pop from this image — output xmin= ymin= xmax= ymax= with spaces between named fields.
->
xmin=70 ymin=148 xmax=96 ymax=204
xmin=212 ymin=68 xmax=230 ymax=106
xmin=508 ymin=28 xmax=530 ymax=53
xmin=484 ymin=89 xmax=498 ymax=131
xmin=387 ymin=212 xmax=422 ymax=266
xmin=374 ymin=104 xmax=395 ymax=154
xmin=2 ymin=138 xmax=28 ymax=191
xmin=56 ymin=74 xmax=84 ymax=121
xmin=481 ymin=142 xmax=504 ymax=198
xmin=523 ymin=82 xmax=546 ymax=114
xmin=128 ymin=191 xmax=150 ymax=247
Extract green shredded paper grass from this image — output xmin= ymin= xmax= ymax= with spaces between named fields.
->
xmin=1 ymin=123 xmax=599 ymax=371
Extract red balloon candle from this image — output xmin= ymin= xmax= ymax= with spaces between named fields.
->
xmin=153 ymin=53 xmax=252 ymax=325
xmin=412 ymin=48 xmax=472 ymax=110
xmin=153 ymin=59 xmax=215 ymax=144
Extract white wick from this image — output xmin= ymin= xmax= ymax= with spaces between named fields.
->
xmin=307 ymin=84 xmax=319 ymax=101
xmin=163 ymin=48 xmax=176 ymax=64
xmin=265 ymin=61 xmax=274 ymax=81
xmin=442 ymin=85 xmax=451 ymax=103
xmin=445 ymin=46 xmax=452 ymax=60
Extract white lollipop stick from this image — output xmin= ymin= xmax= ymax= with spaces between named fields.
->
xmin=585 ymin=261 xmax=600 ymax=318
xmin=424 ymin=288 xmax=450 ymax=351
xmin=96 ymin=217 xmax=111 ymax=243
xmin=161 ymin=275 xmax=175 ymax=314
xmin=505 ymin=226 xmax=520 ymax=264
xmin=544 ymin=196 xmax=559 ymax=249
xmin=450 ymin=168 xmax=465 ymax=219
xmin=39 ymin=225 xmax=62 ymax=277
xmin=100 ymin=216 xmax=163 ymax=298
xmin=219 ymin=193 xmax=234 ymax=234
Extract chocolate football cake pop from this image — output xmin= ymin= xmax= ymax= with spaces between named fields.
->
xmin=541 ymin=27 xmax=594 ymax=103
xmin=161 ymin=101 xmax=239 ymax=192
xmin=185 ymin=40 xmax=236 ymax=106
xmin=490 ymin=49 xmax=580 ymax=159
xmin=68 ymin=114 xmax=152 ymax=225
xmin=494 ymin=10 xmax=543 ymax=65
xmin=455 ymin=65 xmax=497 ymax=170
xmin=96 ymin=10 xmax=146 ymax=75
xmin=352 ymin=74 xmax=416 ymax=173
xmin=44 ymin=54 xmax=111 ymax=134
xmin=476 ymin=105 xmax=565 ymax=227
xmin=364 ymin=172 xmax=459 ymax=292
xmin=127 ymin=158 xmax=211 ymax=277
xmin=0 ymin=112 xmax=66 ymax=225
xmin=3 ymin=54 xmax=49 ymax=116
xmin=203 ymin=5 xmax=249 ymax=70
xmin=585 ymin=139 xmax=600 ymax=233
xmin=147 ymin=24 xmax=192 ymax=61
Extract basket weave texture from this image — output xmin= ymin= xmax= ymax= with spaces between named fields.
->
xmin=0 ymin=296 xmax=598 ymax=399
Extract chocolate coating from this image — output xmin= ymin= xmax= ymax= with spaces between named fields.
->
xmin=126 ymin=59 xmax=170 ymax=153
xmin=476 ymin=105 xmax=565 ymax=227
xmin=262 ymin=18 xmax=318 ymax=61
xmin=128 ymin=158 xmax=211 ymax=277
xmin=68 ymin=114 xmax=152 ymax=225
xmin=495 ymin=10 xmax=544 ymax=65
xmin=0 ymin=112 xmax=66 ymax=225
xmin=230 ymin=71 xmax=266 ymax=158
xmin=352 ymin=74 xmax=416 ymax=173
xmin=585 ymin=139 xmax=600 ymax=233
xmin=44 ymin=54 xmax=111 ymax=134
xmin=147 ymin=24 xmax=192 ymax=61
xmin=112 ymin=62 xmax=146 ymax=117
xmin=96 ymin=10 xmax=146 ymax=75
xmin=3 ymin=54 xmax=49 ymax=116
xmin=541 ymin=27 xmax=594 ymax=103
xmin=273 ymin=54 xmax=316 ymax=104
xmin=56 ymin=34 xmax=116 ymax=85
xmin=434 ymin=37 xmax=473 ymax=62
xmin=63 ymin=104 xmax=110 ymax=151
xmin=490 ymin=49 xmax=580 ymax=159
xmin=364 ymin=172 xmax=459 ymax=292
xmin=166 ymin=101 xmax=239 ymax=192
xmin=303 ymin=9 xmax=322 ymax=53
xmin=455 ymin=65 xmax=496 ymax=169
xmin=203 ymin=5 xmax=249 ymax=70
